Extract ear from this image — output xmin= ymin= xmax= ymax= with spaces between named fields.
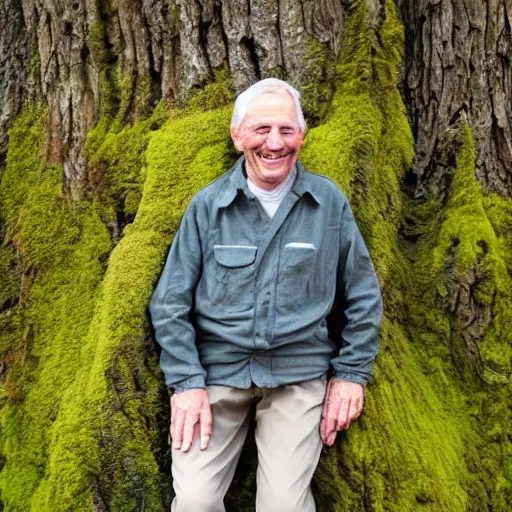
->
xmin=297 ymin=129 xmax=306 ymax=148
xmin=230 ymin=125 xmax=244 ymax=152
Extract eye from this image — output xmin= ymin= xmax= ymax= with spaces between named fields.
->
xmin=255 ymin=127 xmax=270 ymax=134
xmin=280 ymin=127 xmax=295 ymax=135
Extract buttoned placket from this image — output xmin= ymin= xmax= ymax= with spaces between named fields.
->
xmin=246 ymin=187 xmax=303 ymax=385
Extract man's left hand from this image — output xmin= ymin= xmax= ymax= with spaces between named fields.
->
xmin=320 ymin=379 xmax=364 ymax=446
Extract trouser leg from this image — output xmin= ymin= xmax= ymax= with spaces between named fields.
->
xmin=254 ymin=376 xmax=327 ymax=512
xmin=171 ymin=385 xmax=254 ymax=512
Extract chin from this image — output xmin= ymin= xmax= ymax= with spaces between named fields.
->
xmin=262 ymin=170 xmax=290 ymax=182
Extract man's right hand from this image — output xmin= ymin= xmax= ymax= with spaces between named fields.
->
xmin=170 ymin=388 xmax=212 ymax=452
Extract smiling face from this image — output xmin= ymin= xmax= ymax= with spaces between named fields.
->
xmin=230 ymin=90 xmax=305 ymax=190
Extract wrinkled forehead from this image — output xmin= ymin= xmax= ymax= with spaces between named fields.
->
xmin=241 ymin=90 xmax=300 ymax=127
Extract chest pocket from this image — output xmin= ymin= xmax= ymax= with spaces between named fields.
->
xmin=214 ymin=245 xmax=257 ymax=267
xmin=277 ymin=243 xmax=317 ymax=306
xmin=211 ymin=245 xmax=257 ymax=305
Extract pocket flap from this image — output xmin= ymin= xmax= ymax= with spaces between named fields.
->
xmin=214 ymin=245 xmax=257 ymax=268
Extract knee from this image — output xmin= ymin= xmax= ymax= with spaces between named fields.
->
xmin=173 ymin=491 xmax=224 ymax=512
xmin=258 ymin=491 xmax=309 ymax=512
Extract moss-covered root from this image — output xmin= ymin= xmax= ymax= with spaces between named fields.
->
xmin=29 ymin=107 xmax=233 ymax=511
xmin=301 ymin=0 xmax=414 ymax=285
xmin=0 ymin=101 xmax=234 ymax=510
xmin=306 ymin=2 xmax=475 ymax=510
xmin=406 ymin=124 xmax=512 ymax=509
xmin=0 ymin=107 xmax=112 ymax=510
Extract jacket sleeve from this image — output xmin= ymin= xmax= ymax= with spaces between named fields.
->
xmin=330 ymin=199 xmax=383 ymax=386
xmin=149 ymin=199 xmax=207 ymax=391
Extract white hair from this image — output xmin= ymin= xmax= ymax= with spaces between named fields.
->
xmin=231 ymin=78 xmax=306 ymax=131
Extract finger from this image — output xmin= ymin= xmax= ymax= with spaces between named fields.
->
xmin=181 ymin=411 xmax=199 ymax=452
xmin=320 ymin=403 xmax=329 ymax=444
xmin=351 ymin=393 xmax=363 ymax=418
xmin=320 ymin=380 xmax=334 ymax=443
xmin=324 ymin=399 xmax=340 ymax=445
xmin=170 ymin=411 xmax=175 ymax=443
xmin=171 ymin=408 xmax=186 ymax=450
xmin=336 ymin=398 xmax=351 ymax=431
xmin=354 ymin=396 xmax=364 ymax=421
xmin=326 ymin=430 xmax=337 ymax=446
xmin=345 ymin=398 xmax=360 ymax=430
xmin=170 ymin=398 xmax=179 ymax=441
xmin=200 ymin=403 xmax=213 ymax=450
xmin=320 ymin=416 xmax=328 ymax=444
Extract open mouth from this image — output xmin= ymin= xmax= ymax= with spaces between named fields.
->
xmin=256 ymin=152 xmax=292 ymax=161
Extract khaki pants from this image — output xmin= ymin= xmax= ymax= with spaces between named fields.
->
xmin=171 ymin=377 xmax=327 ymax=512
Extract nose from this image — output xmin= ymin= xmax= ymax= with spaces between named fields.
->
xmin=265 ymin=128 xmax=284 ymax=150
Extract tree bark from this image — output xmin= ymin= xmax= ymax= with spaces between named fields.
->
xmin=0 ymin=0 xmax=30 ymax=161
xmin=0 ymin=1 xmax=511 ymax=511
xmin=0 ymin=0 xmax=343 ymax=195
xmin=401 ymin=0 xmax=512 ymax=199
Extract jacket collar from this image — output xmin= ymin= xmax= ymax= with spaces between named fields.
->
xmin=215 ymin=156 xmax=322 ymax=209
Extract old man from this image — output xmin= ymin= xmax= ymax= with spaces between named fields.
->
xmin=150 ymin=78 xmax=382 ymax=511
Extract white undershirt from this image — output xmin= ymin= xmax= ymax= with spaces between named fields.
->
xmin=247 ymin=168 xmax=297 ymax=218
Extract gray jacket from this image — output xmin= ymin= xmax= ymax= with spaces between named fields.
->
xmin=149 ymin=157 xmax=382 ymax=391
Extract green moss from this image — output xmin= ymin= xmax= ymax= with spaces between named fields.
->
xmin=16 ymin=166 xmax=81 ymax=269
xmin=408 ymin=125 xmax=512 ymax=377
xmin=0 ymin=105 xmax=235 ymax=511
xmin=134 ymin=74 xmax=153 ymax=119
xmin=65 ymin=109 xmax=230 ymax=510
xmin=84 ymin=102 xmax=169 ymax=229
xmin=405 ymin=122 xmax=512 ymax=509
xmin=303 ymin=2 xmax=485 ymax=510
xmin=300 ymin=38 xmax=338 ymax=124
xmin=89 ymin=16 xmax=106 ymax=67
xmin=28 ymin=53 xmax=41 ymax=83
xmin=186 ymin=68 xmax=235 ymax=112
xmin=111 ymin=69 xmax=134 ymax=129
xmin=88 ymin=3 xmax=153 ymax=126
xmin=301 ymin=0 xmax=414 ymax=286
xmin=0 ymin=246 xmax=20 ymax=313
xmin=1 ymin=0 xmax=511 ymax=509
xmin=0 ymin=107 xmax=113 ymax=510
xmin=89 ymin=12 xmax=118 ymax=120
xmin=0 ymin=106 xmax=46 ymax=228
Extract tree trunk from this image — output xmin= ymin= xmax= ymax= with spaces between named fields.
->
xmin=0 ymin=0 xmax=510 ymax=511
xmin=1 ymin=0 xmax=343 ymax=197
xmin=401 ymin=0 xmax=512 ymax=199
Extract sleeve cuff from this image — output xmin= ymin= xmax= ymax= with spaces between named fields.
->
xmin=170 ymin=385 xmax=207 ymax=395
xmin=333 ymin=372 xmax=372 ymax=386
xmin=167 ymin=375 xmax=207 ymax=395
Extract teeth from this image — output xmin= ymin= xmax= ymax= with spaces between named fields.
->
xmin=258 ymin=153 xmax=284 ymax=160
